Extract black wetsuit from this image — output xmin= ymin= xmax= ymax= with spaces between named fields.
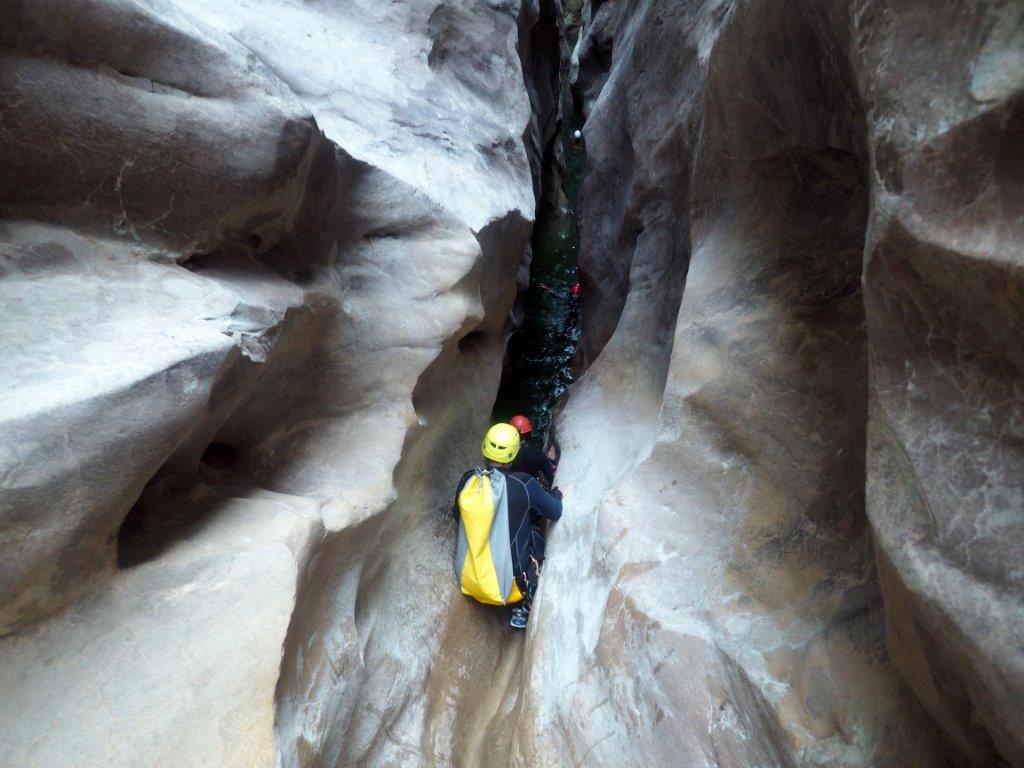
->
xmin=510 ymin=444 xmax=556 ymax=487
xmin=452 ymin=469 xmax=562 ymax=600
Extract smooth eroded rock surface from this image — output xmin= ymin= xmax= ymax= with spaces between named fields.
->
xmin=509 ymin=1 xmax=1022 ymax=767
xmin=2 ymin=0 xmax=1020 ymax=766
xmin=0 ymin=1 xmax=560 ymax=766
xmin=858 ymin=1 xmax=1024 ymax=764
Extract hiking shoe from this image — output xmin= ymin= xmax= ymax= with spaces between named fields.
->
xmin=510 ymin=605 xmax=529 ymax=630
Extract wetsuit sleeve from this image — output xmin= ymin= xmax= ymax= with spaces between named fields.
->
xmin=525 ymin=477 xmax=562 ymax=522
xmin=538 ymin=454 xmax=556 ymax=487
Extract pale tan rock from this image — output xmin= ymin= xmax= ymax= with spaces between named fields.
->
xmin=510 ymin=0 xmax=1020 ymax=766
xmin=4 ymin=0 xmax=1018 ymax=765
xmin=0 ymin=1 xmax=559 ymax=766
xmin=856 ymin=1 xmax=1024 ymax=764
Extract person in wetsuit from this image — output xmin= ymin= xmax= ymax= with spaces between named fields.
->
xmin=509 ymin=415 xmax=556 ymax=488
xmin=452 ymin=423 xmax=562 ymax=629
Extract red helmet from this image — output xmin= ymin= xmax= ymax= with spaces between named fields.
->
xmin=510 ymin=415 xmax=533 ymax=435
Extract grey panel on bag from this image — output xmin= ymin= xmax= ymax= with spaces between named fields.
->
xmin=487 ymin=470 xmax=515 ymax=601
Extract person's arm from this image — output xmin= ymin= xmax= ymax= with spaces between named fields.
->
xmin=538 ymin=454 xmax=556 ymax=488
xmin=525 ymin=477 xmax=562 ymax=522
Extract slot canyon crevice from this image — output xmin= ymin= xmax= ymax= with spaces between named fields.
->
xmin=1 ymin=1 xmax=1021 ymax=767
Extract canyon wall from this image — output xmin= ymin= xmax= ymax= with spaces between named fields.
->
xmin=511 ymin=1 xmax=1021 ymax=767
xmin=0 ymin=1 xmax=560 ymax=766
xmin=1 ymin=1 xmax=1020 ymax=767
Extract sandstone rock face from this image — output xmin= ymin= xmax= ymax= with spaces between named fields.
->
xmin=568 ymin=0 xmax=620 ymax=119
xmin=858 ymin=2 xmax=1024 ymax=764
xmin=510 ymin=0 xmax=1021 ymax=767
xmin=0 ymin=1 xmax=560 ymax=766
xmin=2 ymin=0 xmax=1020 ymax=766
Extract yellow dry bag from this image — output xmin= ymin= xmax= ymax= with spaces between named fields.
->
xmin=455 ymin=469 xmax=523 ymax=605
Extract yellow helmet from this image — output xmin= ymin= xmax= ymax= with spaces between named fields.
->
xmin=481 ymin=423 xmax=520 ymax=463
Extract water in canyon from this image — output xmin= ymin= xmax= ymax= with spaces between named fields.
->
xmin=492 ymin=79 xmax=585 ymax=444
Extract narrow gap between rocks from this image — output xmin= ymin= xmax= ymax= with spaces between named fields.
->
xmin=491 ymin=30 xmax=585 ymax=449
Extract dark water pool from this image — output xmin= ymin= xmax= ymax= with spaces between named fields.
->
xmin=492 ymin=73 xmax=584 ymax=445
